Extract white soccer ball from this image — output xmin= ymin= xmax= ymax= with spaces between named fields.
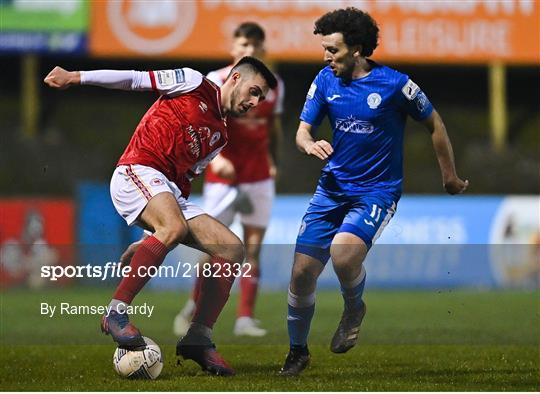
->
xmin=113 ymin=336 xmax=163 ymax=379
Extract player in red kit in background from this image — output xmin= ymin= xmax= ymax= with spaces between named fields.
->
xmin=44 ymin=57 xmax=277 ymax=376
xmin=174 ymin=22 xmax=285 ymax=337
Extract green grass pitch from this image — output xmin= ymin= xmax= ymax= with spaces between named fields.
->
xmin=1 ymin=288 xmax=539 ymax=391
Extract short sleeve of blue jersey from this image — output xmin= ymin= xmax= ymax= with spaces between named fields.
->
xmin=300 ymin=70 xmax=328 ymax=127
xmin=394 ymin=74 xmax=434 ymax=121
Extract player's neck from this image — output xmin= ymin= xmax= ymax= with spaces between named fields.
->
xmin=220 ymin=81 xmax=232 ymax=116
xmin=351 ymin=58 xmax=372 ymax=79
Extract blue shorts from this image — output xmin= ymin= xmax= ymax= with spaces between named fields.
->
xmin=295 ymin=181 xmax=399 ymax=264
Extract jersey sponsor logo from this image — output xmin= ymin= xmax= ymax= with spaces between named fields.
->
xmin=306 ymin=83 xmax=317 ymax=99
xmin=367 ymin=93 xmax=382 ymax=109
xmin=209 ymin=131 xmax=221 ymax=147
xmin=327 ymin=94 xmax=341 ymax=101
xmin=335 ymin=116 xmax=374 ymax=134
xmin=401 ymin=79 xmax=420 ymax=100
xmin=198 ymin=101 xmax=208 ymax=113
xmin=198 ymin=126 xmax=211 ymax=139
xmin=185 ymin=125 xmax=201 ymax=158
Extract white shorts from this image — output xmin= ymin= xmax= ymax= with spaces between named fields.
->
xmin=110 ymin=164 xmax=205 ymax=226
xmin=203 ymin=178 xmax=275 ymax=228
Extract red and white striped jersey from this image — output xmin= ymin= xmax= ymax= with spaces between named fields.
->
xmin=116 ymin=68 xmax=228 ymax=198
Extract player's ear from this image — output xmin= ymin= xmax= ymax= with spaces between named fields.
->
xmin=231 ymin=71 xmax=241 ymax=84
xmin=352 ymin=45 xmax=362 ymax=58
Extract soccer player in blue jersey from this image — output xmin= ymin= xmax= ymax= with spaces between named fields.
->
xmin=279 ymin=8 xmax=469 ymax=376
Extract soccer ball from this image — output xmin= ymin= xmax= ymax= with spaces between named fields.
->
xmin=113 ymin=336 xmax=163 ymax=379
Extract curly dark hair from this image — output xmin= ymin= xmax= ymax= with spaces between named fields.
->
xmin=314 ymin=7 xmax=379 ymax=57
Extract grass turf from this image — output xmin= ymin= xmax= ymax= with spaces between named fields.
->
xmin=1 ymin=288 xmax=539 ymax=390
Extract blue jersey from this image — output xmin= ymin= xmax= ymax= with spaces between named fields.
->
xmin=300 ymin=61 xmax=433 ymax=195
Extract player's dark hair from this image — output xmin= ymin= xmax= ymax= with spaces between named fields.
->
xmin=314 ymin=7 xmax=379 ymax=57
xmin=233 ymin=22 xmax=265 ymax=42
xmin=230 ymin=56 xmax=277 ymax=89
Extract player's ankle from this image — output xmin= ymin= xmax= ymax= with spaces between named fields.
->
xmin=108 ymin=298 xmax=128 ymax=314
xmin=291 ymin=344 xmax=309 ymax=355
xmin=188 ymin=322 xmax=212 ymax=339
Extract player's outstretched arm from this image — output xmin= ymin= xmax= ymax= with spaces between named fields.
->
xmin=422 ymin=110 xmax=469 ymax=195
xmin=44 ymin=66 xmax=153 ymax=91
xmin=296 ymin=121 xmax=333 ymax=160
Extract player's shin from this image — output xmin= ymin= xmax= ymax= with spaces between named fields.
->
xmin=237 ymin=264 xmax=259 ymax=317
xmin=190 ymin=256 xmax=237 ymax=336
xmin=339 ymin=265 xmax=366 ymax=311
xmin=287 ymin=289 xmax=315 ymax=349
xmin=111 ymin=235 xmax=168 ymax=305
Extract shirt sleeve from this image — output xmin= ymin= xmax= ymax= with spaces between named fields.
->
xmin=299 ymin=71 xmax=327 ymax=127
xmin=80 ymin=70 xmax=153 ymax=91
xmin=394 ymin=75 xmax=434 ymax=121
xmin=206 ymin=70 xmax=224 ymax=87
xmin=148 ymin=68 xmax=203 ymax=97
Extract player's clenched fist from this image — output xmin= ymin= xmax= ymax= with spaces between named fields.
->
xmin=443 ymin=176 xmax=469 ymax=195
xmin=44 ymin=66 xmax=80 ymax=89
xmin=305 ymin=140 xmax=333 ymax=160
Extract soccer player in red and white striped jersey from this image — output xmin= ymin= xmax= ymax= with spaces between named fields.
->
xmin=44 ymin=57 xmax=277 ymax=376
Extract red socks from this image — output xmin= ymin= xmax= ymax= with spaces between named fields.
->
xmin=113 ymin=236 xmax=168 ymax=304
xmin=192 ymin=256 xmax=236 ymax=329
xmin=192 ymin=275 xmax=203 ymax=303
xmin=237 ymin=265 xmax=260 ymax=318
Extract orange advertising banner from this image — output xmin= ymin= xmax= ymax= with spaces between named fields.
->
xmin=90 ymin=1 xmax=540 ymax=64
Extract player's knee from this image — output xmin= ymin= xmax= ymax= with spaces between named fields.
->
xmin=157 ymin=221 xmax=189 ymax=247
xmin=331 ymin=242 xmax=367 ymax=268
xmin=228 ymin=243 xmax=245 ymax=264
xmin=217 ymin=236 xmax=245 ymax=263
xmin=291 ymin=263 xmax=318 ymax=289
xmin=245 ymin=244 xmax=262 ymax=264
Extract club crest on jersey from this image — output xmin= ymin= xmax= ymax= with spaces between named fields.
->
xmin=367 ymin=93 xmax=382 ymax=109
xmin=209 ymin=132 xmax=221 ymax=147
xmin=336 ymin=116 xmax=374 ymax=134
xmin=199 ymin=101 xmax=208 ymax=113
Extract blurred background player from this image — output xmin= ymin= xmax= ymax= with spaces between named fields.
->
xmin=279 ymin=8 xmax=468 ymax=376
xmin=44 ymin=58 xmax=277 ymax=376
xmin=172 ymin=22 xmax=285 ymax=337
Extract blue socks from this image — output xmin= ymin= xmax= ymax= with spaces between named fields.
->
xmin=287 ymin=289 xmax=315 ymax=348
xmin=340 ymin=266 xmax=366 ymax=311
